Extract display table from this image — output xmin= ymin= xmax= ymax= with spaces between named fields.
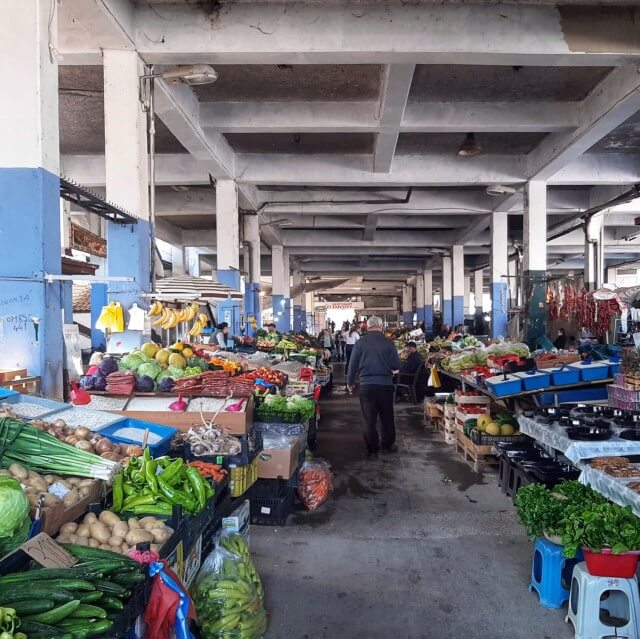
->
xmin=580 ymin=465 xmax=640 ymax=518
xmin=518 ymin=415 xmax=640 ymax=463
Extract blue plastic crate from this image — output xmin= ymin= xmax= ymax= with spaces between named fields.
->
xmin=485 ymin=374 xmax=522 ymax=397
xmin=550 ymin=366 xmax=581 ymax=386
xmin=601 ymin=358 xmax=621 ymax=377
xmin=0 ymin=393 xmax=68 ymax=418
xmin=513 ymin=370 xmax=551 ymax=391
xmin=0 ymin=389 xmax=18 ymax=400
xmin=570 ymin=361 xmax=610 ymax=382
xmin=538 ymin=387 xmax=609 ymax=406
xmin=99 ymin=418 xmax=178 ymax=457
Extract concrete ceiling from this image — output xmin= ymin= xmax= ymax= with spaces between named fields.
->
xmin=57 ymin=1 xmax=640 ymax=300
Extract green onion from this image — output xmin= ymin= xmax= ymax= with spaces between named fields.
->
xmin=0 ymin=417 xmax=119 ymax=481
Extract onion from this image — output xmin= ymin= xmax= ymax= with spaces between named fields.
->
xmin=100 ymin=451 xmax=121 ymax=461
xmin=52 ymin=418 xmax=67 ymax=429
xmin=75 ymin=440 xmax=93 ymax=452
xmin=64 ymin=435 xmax=79 ymax=446
xmin=95 ymin=438 xmax=113 ymax=454
xmin=75 ymin=427 xmax=90 ymax=440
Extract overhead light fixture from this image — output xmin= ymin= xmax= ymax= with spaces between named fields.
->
xmin=457 ymin=133 xmax=483 ymax=157
xmin=486 ymin=184 xmax=516 ymax=196
xmin=160 ymin=65 xmax=218 ymax=86
xmin=261 ymin=218 xmax=293 ymax=228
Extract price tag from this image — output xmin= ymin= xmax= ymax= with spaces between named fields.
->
xmin=48 ymin=482 xmax=70 ymax=499
xmin=633 ymin=333 xmax=640 ymax=348
xmin=20 ymin=533 xmax=77 ymax=568
xmin=260 ymin=507 xmax=271 ymax=515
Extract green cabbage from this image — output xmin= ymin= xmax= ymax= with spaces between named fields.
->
xmin=137 ymin=361 xmax=162 ymax=380
xmin=120 ymin=353 xmax=144 ymax=371
xmin=0 ymin=476 xmax=30 ymax=549
xmin=167 ymin=365 xmax=186 ymax=379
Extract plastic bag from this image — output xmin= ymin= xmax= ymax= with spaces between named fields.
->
xmin=219 ymin=534 xmax=264 ymax=603
xmin=191 ymin=546 xmax=267 ymax=639
xmin=298 ymin=459 xmax=333 ymax=511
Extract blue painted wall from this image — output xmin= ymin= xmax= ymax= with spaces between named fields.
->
xmin=424 ymin=305 xmax=434 ymax=331
xmin=453 ymin=296 xmax=464 ymax=327
xmin=416 ymin=307 xmax=425 ymax=324
xmin=490 ymin=282 xmax=509 ymax=338
xmin=90 ymin=284 xmax=107 ymax=350
xmin=272 ymin=295 xmax=291 ymax=332
xmin=0 ymin=168 xmax=64 ymax=397
xmin=442 ymin=298 xmax=452 ymax=327
xmin=403 ymin=311 xmax=413 ymax=326
xmin=293 ymin=305 xmax=303 ymax=332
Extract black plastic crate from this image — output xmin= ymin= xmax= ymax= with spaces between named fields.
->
xmin=110 ymin=577 xmax=150 ymax=638
xmin=249 ymin=483 xmax=295 ymax=526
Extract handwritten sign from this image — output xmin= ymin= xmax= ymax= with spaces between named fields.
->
xmin=63 ymin=324 xmax=83 ymax=380
xmin=70 ymin=223 xmax=107 ymax=257
xmin=21 ymin=533 xmax=78 ymax=568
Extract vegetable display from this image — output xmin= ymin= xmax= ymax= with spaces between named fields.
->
xmin=0 ymin=545 xmax=145 ymax=639
xmin=113 ymin=449 xmax=213 ymax=515
xmin=0 ymin=476 xmax=30 ymax=556
xmin=187 ymin=462 xmax=228 ymax=484
xmin=0 ymin=417 xmax=120 ymax=481
xmin=255 ymin=395 xmax=316 ymax=422
xmin=55 ymin=510 xmax=174 ymax=555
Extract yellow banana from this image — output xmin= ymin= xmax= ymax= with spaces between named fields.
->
xmin=149 ymin=301 xmax=164 ymax=317
xmin=187 ymin=303 xmax=198 ymax=321
xmin=161 ymin=309 xmax=177 ymax=329
xmin=197 ymin=313 xmax=208 ymax=325
xmin=153 ymin=308 xmax=169 ymax=327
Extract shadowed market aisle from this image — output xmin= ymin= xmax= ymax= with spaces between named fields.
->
xmin=251 ymin=366 xmax=570 ymax=639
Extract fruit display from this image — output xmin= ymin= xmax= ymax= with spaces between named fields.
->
xmin=236 ymin=367 xmax=286 ymax=388
xmin=475 ymin=413 xmax=519 ymax=437
xmin=55 ymin=510 xmax=174 ymax=555
xmin=148 ymin=301 xmax=199 ymax=329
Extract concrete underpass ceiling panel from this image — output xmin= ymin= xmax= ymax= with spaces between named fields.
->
xmin=192 ymin=64 xmax=382 ymax=102
xmin=408 ymin=65 xmax=612 ymax=102
xmin=396 ymin=132 xmax=547 ymax=155
xmin=588 ymin=111 xmax=640 ymax=153
xmin=224 ymin=132 xmax=375 ymax=154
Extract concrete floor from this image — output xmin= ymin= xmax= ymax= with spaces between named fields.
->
xmin=251 ymin=367 xmax=571 ymax=639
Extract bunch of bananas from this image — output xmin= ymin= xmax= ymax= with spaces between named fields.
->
xmin=188 ymin=313 xmax=210 ymax=337
xmin=148 ymin=302 xmax=201 ymax=330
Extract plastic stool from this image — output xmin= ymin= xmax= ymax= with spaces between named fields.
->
xmin=498 ymin=455 xmax=511 ymax=494
xmin=529 ymin=537 xmax=582 ymax=608
xmin=566 ymin=561 xmax=640 ymax=638
xmin=510 ymin=466 xmax=534 ymax=503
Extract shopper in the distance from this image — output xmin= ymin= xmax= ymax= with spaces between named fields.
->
xmin=345 ymin=324 xmax=360 ymax=372
xmin=347 ymin=316 xmax=401 ymax=457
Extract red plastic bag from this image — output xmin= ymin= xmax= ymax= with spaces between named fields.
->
xmin=298 ymin=459 xmax=333 ymax=511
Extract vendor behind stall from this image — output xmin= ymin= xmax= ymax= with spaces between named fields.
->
xmin=213 ymin=322 xmax=229 ymax=350
xmin=553 ymin=327 xmax=567 ymax=350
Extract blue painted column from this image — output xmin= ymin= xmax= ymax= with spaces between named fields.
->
xmin=271 ymin=245 xmax=291 ymax=333
xmin=441 ymin=256 xmax=452 ymax=327
xmin=272 ymin=295 xmax=291 ymax=333
xmin=217 ymin=269 xmax=242 ymax=337
xmin=0 ymin=3 xmax=64 ymax=397
xmin=490 ymin=211 xmax=509 ymax=338
xmin=244 ymin=282 xmax=260 ymax=336
xmin=90 ymin=284 xmax=107 ymax=350
xmin=293 ymin=305 xmax=304 ymax=332
xmin=423 ymin=268 xmax=433 ymax=331
xmin=243 ymin=215 xmax=261 ymax=336
xmin=452 ymin=244 xmax=465 ymax=328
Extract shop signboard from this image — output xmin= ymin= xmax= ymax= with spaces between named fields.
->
xmin=70 ymin=223 xmax=107 ymax=257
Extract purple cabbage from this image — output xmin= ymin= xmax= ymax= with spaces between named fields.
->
xmin=79 ymin=375 xmax=95 ymax=390
xmin=158 ymin=377 xmax=175 ymax=392
xmin=93 ymin=375 xmax=107 ymax=391
xmin=136 ymin=375 xmax=155 ymax=392
xmin=99 ymin=357 xmax=118 ymax=376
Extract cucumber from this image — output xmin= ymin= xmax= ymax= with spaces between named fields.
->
xmin=90 ymin=579 xmax=128 ymax=597
xmin=19 ymin=619 xmax=72 ymax=639
xmin=77 ymin=591 xmax=103 ymax=603
xmin=26 ymin=600 xmax=81 ymax=624
xmin=11 ymin=600 xmax=55 ymax=616
xmin=98 ymin=597 xmax=123 ymax=611
xmin=0 ymin=579 xmax=95 ymax=594
xmin=110 ymin=571 xmax=145 ymax=586
xmin=61 ymin=545 xmax=137 ymax=565
xmin=0 ymin=563 xmax=117 ymax=585
xmin=0 ymin=588 xmax=75 ymax=604
xmin=69 ymin=604 xmax=107 ymax=619
xmin=70 ymin=619 xmax=114 ymax=639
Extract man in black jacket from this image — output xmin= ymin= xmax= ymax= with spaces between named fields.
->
xmin=347 ymin=316 xmax=401 ymax=456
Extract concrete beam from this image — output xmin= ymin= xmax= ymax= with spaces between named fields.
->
xmin=155 ymin=217 xmax=183 ymax=246
xmin=363 ymin=215 xmax=378 ymax=241
xmin=134 ymin=4 xmax=640 ymax=66
xmin=282 ymin=229 xmax=457 ymax=248
xmin=454 ymin=215 xmax=492 ymax=245
xmin=550 ymin=153 xmax=640 ymax=186
xmin=373 ymin=64 xmax=415 ymax=172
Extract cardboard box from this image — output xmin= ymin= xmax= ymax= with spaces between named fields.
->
xmin=39 ymin=480 xmax=104 ymax=536
xmin=258 ymin=436 xmax=305 ymax=480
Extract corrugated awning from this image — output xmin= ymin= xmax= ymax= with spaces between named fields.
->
xmin=153 ymin=275 xmax=243 ymax=302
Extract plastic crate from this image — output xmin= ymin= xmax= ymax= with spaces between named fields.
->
xmin=110 ymin=577 xmax=150 ymax=638
xmin=99 ymin=418 xmax=178 ymax=457
xmin=485 ymin=374 xmax=522 ymax=397
xmin=550 ymin=366 xmax=581 ymax=386
xmin=513 ymin=370 xmax=551 ymax=391
xmin=569 ymin=361 xmax=610 ymax=382
xmin=469 ymin=428 xmax=526 ymax=446
xmin=250 ymin=483 xmax=295 ymax=526
xmin=0 ymin=394 xmax=68 ymax=419
xmin=229 ymin=455 xmax=260 ymax=497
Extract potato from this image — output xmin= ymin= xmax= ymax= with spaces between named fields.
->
xmin=112 ymin=522 xmax=129 ymax=539
xmin=67 ymin=533 xmax=79 ymax=544
xmin=78 ymin=479 xmax=94 ymax=489
xmin=27 ymin=470 xmax=42 ymax=482
xmin=58 ymin=479 xmax=72 ymax=489
xmin=125 ymin=529 xmax=154 ymax=545
xmin=27 ymin=494 xmax=39 ymax=507
xmin=56 ymin=534 xmax=73 ymax=544
xmin=67 ymin=477 xmax=80 ymax=486
xmin=9 ymin=463 xmax=28 ymax=480
xmin=121 ymin=543 xmax=130 ymax=554
xmin=76 ymin=524 xmax=90 ymax=538
xmin=88 ymin=538 xmax=100 ymax=548
xmin=138 ymin=517 xmax=159 ymax=528
xmin=98 ymin=544 xmax=111 ymax=550
xmin=29 ymin=478 xmax=48 ymax=493
xmin=62 ymin=489 xmax=80 ymax=507
xmin=79 ymin=485 xmax=92 ymax=497
xmin=89 ymin=522 xmax=111 ymax=544
xmin=23 ymin=485 xmax=37 ymax=495
xmin=75 ymin=535 xmax=89 ymax=546
xmin=60 ymin=522 xmax=78 ymax=535
xmin=83 ymin=512 xmax=98 ymax=525
xmin=109 ymin=535 xmax=125 ymax=547
xmin=127 ymin=518 xmax=140 ymax=529
xmin=142 ymin=520 xmax=163 ymax=531
xmin=150 ymin=544 xmax=160 ymax=553
xmin=99 ymin=511 xmax=122 ymax=528
xmin=0 ymin=469 xmax=12 ymax=477
xmin=149 ymin=528 xmax=170 ymax=544
xmin=43 ymin=493 xmax=59 ymax=506
xmin=109 ymin=545 xmax=123 ymax=554
xmin=43 ymin=474 xmax=58 ymax=485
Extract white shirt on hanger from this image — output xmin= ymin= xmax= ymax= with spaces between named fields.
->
xmin=127 ymin=303 xmax=145 ymax=331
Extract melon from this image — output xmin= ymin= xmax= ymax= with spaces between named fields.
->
xmin=168 ymin=353 xmax=187 ymax=369
xmin=485 ymin=422 xmax=501 ymax=436
xmin=500 ymin=423 xmax=516 ymax=436
xmin=155 ymin=348 xmax=171 ymax=367
xmin=141 ymin=341 xmax=160 ymax=359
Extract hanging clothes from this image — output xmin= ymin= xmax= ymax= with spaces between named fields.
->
xmin=95 ymin=302 xmax=125 ymax=333
xmin=127 ymin=303 xmax=146 ymax=331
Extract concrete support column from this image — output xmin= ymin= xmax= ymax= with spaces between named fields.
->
xmin=271 ymin=245 xmax=291 ymax=332
xmin=523 ymin=181 xmax=548 ymax=346
xmin=584 ymin=213 xmax=605 ymax=291
xmin=442 ymin=257 xmax=453 ymax=328
xmin=186 ymin=248 xmax=201 ymax=277
xmin=0 ymin=0 xmax=63 ymax=396
xmin=452 ymin=245 xmax=464 ymax=327
xmin=416 ymin=275 xmax=425 ymax=324
xmin=490 ymin=211 xmax=509 ymax=338
xmin=463 ymin=274 xmax=471 ymax=316
xmin=423 ymin=268 xmax=433 ymax=330
xmin=171 ymin=246 xmax=185 ymax=275
xmin=292 ymin=271 xmax=304 ymax=332
xmin=305 ymin=292 xmax=315 ymax=333
xmin=402 ymin=285 xmax=413 ymax=326
xmin=103 ymin=50 xmax=151 ymax=351
xmin=474 ymin=269 xmax=484 ymax=312
xmin=243 ymin=214 xmax=261 ymax=334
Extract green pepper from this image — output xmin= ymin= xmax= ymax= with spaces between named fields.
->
xmin=122 ymin=494 xmax=158 ymax=509
xmin=157 ymin=477 xmax=197 ymax=513
xmin=145 ymin=460 xmax=159 ymax=494
xmin=158 ymin=458 xmax=183 ymax=484
xmin=112 ymin=473 xmax=124 ymax=511
xmin=123 ymin=483 xmax=135 ymax=496
xmin=185 ymin=466 xmax=207 ymax=510
xmin=129 ymin=503 xmax=173 ymax=516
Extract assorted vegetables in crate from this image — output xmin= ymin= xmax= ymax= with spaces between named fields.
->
xmin=255 ymin=395 xmax=316 ymax=422
xmin=0 ymin=545 xmax=145 ymax=639
xmin=0 ymin=417 xmax=120 ymax=481
xmin=55 ymin=510 xmax=174 ymax=555
xmin=112 ymin=449 xmax=213 ymax=515
xmin=185 ymin=425 xmax=242 ymax=457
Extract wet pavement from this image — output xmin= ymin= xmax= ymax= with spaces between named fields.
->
xmin=251 ymin=366 xmax=571 ymax=639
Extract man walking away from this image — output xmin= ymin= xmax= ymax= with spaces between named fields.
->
xmin=347 ymin=316 xmax=401 ymax=456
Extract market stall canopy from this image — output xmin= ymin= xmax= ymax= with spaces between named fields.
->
xmin=152 ymin=275 xmax=243 ymax=302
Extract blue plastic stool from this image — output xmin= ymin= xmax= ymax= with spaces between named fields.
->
xmin=529 ymin=537 xmax=582 ymax=608
xmin=566 ymin=562 xmax=640 ymax=639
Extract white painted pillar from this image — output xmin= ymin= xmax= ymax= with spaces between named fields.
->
xmin=186 ymin=248 xmax=201 ymax=277
xmin=171 ymin=246 xmax=185 ymax=275
xmin=292 ymin=271 xmax=305 ymax=331
xmin=423 ymin=268 xmax=433 ymax=330
xmin=271 ymin=245 xmax=291 ymax=332
xmin=464 ymin=273 xmax=471 ymax=315
xmin=442 ymin=256 xmax=452 ymax=327
xmin=452 ymin=244 xmax=464 ymax=327
xmin=416 ymin=275 xmax=425 ymax=324
xmin=490 ymin=211 xmax=509 ymax=338
xmin=524 ymin=180 xmax=548 ymax=345
xmin=243 ymin=214 xmax=261 ymax=328
xmin=584 ymin=212 xmax=605 ymax=291
xmin=215 ymin=179 xmax=240 ymax=283
xmin=305 ymin=291 xmax=315 ymax=333
xmin=402 ymin=285 xmax=413 ymax=325
xmin=474 ymin=269 xmax=484 ymax=312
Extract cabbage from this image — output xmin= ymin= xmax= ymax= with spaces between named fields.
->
xmin=93 ymin=375 xmax=107 ymax=391
xmin=158 ymin=377 xmax=175 ymax=392
xmin=99 ymin=357 xmax=118 ymax=376
xmin=120 ymin=353 xmax=144 ymax=371
xmin=0 ymin=476 xmax=29 ymax=544
xmin=137 ymin=361 xmax=162 ymax=380
xmin=136 ymin=375 xmax=155 ymax=392
xmin=167 ymin=365 xmax=185 ymax=379
xmin=79 ymin=375 xmax=95 ymax=390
